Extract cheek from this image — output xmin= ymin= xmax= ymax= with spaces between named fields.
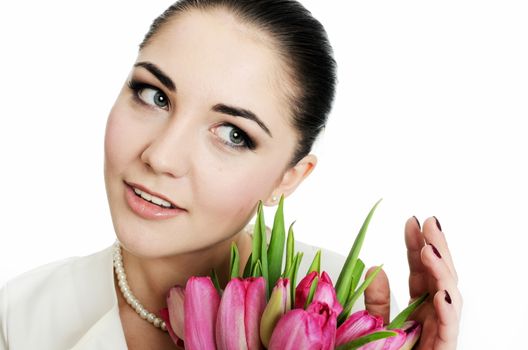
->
xmin=193 ymin=159 xmax=281 ymax=228
xmin=104 ymin=103 xmax=142 ymax=175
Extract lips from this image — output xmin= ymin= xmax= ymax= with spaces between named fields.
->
xmin=125 ymin=180 xmax=183 ymax=210
xmin=124 ymin=180 xmax=187 ymax=220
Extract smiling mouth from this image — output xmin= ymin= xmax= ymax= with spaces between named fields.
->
xmin=132 ymin=186 xmax=175 ymax=208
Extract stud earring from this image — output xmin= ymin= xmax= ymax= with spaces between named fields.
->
xmin=272 ymin=195 xmax=278 ymax=202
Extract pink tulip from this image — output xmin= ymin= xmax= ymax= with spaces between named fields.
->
xmin=160 ymin=307 xmax=184 ymax=348
xmin=260 ymin=278 xmax=291 ymax=348
xmin=295 ymin=271 xmax=343 ymax=315
xmin=335 ymin=310 xmax=384 ymax=347
xmin=399 ymin=321 xmax=422 ymax=350
xmin=184 ymin=276 xmax=221 ymax=350
xmin=167 ymin=286 xmax=186 ymax=340
xmin=268 ymin=301 xmax=337 ymax=350
xmin=358 ymin=329 xmax=406 ymax=350
xmin=216 ymin=277 xmax=267 ymax=350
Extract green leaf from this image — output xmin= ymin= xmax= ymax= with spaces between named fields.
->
xmin=290 ymin=252 xmax=303 ymax=304
xmin=282 ymin=221 xmax=296 ymax=278
xmin=339 ymin=265 xmax=383 ymax=324
xmin=304 ymin=276 xmax=319 ymax=309
xmin=251 ymin=202 xmax=264 ymax=275
xmin=388 ymin=292 xmax=429 ymax=329
xmin=209 ymin=268 xmax=222 ymax=293
xmin=242 ymin=252 xmax=253 ymax=278
xmin=307 ymin=249 xmax=321 ymax=275
xmin=335 ymin=331 xmax=398 ymax=350
xmin=267 ymin=194 xmax=286 ymax=296
xmin=348 ymin=258 xmax=365 ymax=301
xmin=252 ymin=260 xmax=263 ymax=278
xmin=257 ymin=202 xmax=269 ymax=296
xmin=230 ymin=242 xmax=240 ymax=279
xmin=335 ymin=199 xmax=383 ymax=307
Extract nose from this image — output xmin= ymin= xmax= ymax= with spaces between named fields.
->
xmin=140 ymin=119 xmax=193 ymax=178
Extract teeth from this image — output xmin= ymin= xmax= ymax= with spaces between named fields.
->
xmin=133 ymin=187 xmax=173 ymax=208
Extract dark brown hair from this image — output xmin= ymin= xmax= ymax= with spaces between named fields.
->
xmin=140 ymin=0 xmax=337 ymax=168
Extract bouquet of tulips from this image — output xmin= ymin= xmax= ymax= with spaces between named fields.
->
xmin=160 ymin=198 xmax=427 ymax=349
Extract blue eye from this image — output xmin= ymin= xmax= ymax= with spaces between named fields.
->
xmin=214 ymin=124 xmax=256 ymax=150
xmin=127 ymin=79 xmax=169 ymax=109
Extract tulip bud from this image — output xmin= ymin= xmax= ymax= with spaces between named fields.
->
xmin=184 ymin=277 xmax=221 ymax=350
xmin=260 ymin=278 xmax=291 ymax=347
xmin=335 ymin=310 xmax=384 ymax=347
xmin=166 ymin=286 xmax=186 ymax=341
xmin=268 ymin=301 xmax=337 ymax=350
xmin=296 ymin=271 xmax=342 ymax=315
xmin=216 ymin=277 xmax=267 ymax=350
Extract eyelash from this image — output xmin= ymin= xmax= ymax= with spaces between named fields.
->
xmin=126 ymin=79 xmax=256 ymax=151
xmin=127 ymin=79 xmax=170 ymax=110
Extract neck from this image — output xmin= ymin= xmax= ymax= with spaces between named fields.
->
xmin=115 ymin=229 xmax=253 ymax=314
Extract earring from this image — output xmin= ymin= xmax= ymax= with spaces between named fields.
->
xmin=272 ymin=195 xmax=278 ymax=202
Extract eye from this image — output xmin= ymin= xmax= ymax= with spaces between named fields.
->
xmin=213 ymin=124 xmax=256 ymax=150
xmin=127 ymin=79 xmax=169 ymax=110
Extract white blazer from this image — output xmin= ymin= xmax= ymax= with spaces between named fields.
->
xmin=0 ymin=237 xmax=394 ymax=349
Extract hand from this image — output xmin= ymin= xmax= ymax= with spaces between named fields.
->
xmin=364 ymin=216 xmax=462 ymax=349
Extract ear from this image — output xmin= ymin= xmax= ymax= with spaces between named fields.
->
xmin=264 ymin=154 xmax=317 ymax=206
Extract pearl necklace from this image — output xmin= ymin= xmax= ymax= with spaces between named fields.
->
xmin=112 ymin=241 xmax=167 ymax=332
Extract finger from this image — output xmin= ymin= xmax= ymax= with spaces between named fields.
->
xmin=433 ymin=289 xmax=459 ymax=350
xmin=421 ymin=244 xmax=462 ymax=319
xmin=405 ymin=216 xmax=428 ymax=299
xmin=364 ymin=266 xmax=390 ymax=324
xmin=423 ymin=216 xmax=458 ymax=283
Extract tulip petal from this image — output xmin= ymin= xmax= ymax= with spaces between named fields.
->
xmin=399 ymin=321 xmax=422 ymax=350
xmin=245 ymin=277 xmax=267 ymax=350
xmin=159 ymin=307 xmax=185 ymax=347
xmin=336 ymin=310 xmax=383 ymax=346
xmin=313 ymin=280 xmax=343 ymax=315
xmin=268 ymin=309 xmax=321 ymax=350
xmin=295 ymin=271 xmax=318 ymax=309
xmin=358 ymin=329 xmax=406 ymax=350
xmin=260 ymin=278 xmax=290 ymax=348
xmin=184 ymin=277 xmax=220 ymax=350
xmin=216 ymin=278 xmax=248 ymax=350
xmin=166 ymin=286 xmax=185 ymax=341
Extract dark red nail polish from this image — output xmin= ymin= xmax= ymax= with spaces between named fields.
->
xmin=413 ymin=216 xmax=421 ymax=230
xmin=429 ymin=244 xmax=442 ymax=258
xmin=445 ymin=290 xmax=452 ymax=304
xmin=434 ymin=216 xmax=442 ymax=231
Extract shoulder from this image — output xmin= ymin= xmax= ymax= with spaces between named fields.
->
xmin=0 ymin=244 xmax=116 ymax=349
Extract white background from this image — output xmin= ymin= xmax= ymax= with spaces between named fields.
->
xmin=1 ymin=1 xmax=527 ymax=348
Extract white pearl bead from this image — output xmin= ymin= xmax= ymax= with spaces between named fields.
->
xmin=113 ymin=242 xmax=167 ymax=332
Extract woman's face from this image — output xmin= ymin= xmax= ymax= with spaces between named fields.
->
xmin=104 ymin=9 xmax=301 ymax=257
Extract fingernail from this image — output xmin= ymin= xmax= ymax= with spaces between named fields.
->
xmin=413 ymin=216 xmax=421 ymax=230
xmin=445 ymin=290 xmax=452 ymax=304
xmin=433 ymin=216 xmax=442 ymax=231
xmin=429 ymin=244 xmax=442 ymax=258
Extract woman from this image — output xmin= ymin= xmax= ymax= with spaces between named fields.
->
xmin=0 ymin=0 xmax=461 ymax=349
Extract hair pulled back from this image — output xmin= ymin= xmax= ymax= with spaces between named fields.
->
xmin=140 ymin=0 xmax=337 ymax=168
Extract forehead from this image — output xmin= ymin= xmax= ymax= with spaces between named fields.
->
xmin=137 ymin=8 xmax=296 ymax=136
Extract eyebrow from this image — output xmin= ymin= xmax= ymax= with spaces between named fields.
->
xmin=134 ymin=61 xmax=272 ymax=137
xmin=134 ymin=61 xmax=176 ymax=92
xmin=212 ymin=104 xmax=272 ymax=137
